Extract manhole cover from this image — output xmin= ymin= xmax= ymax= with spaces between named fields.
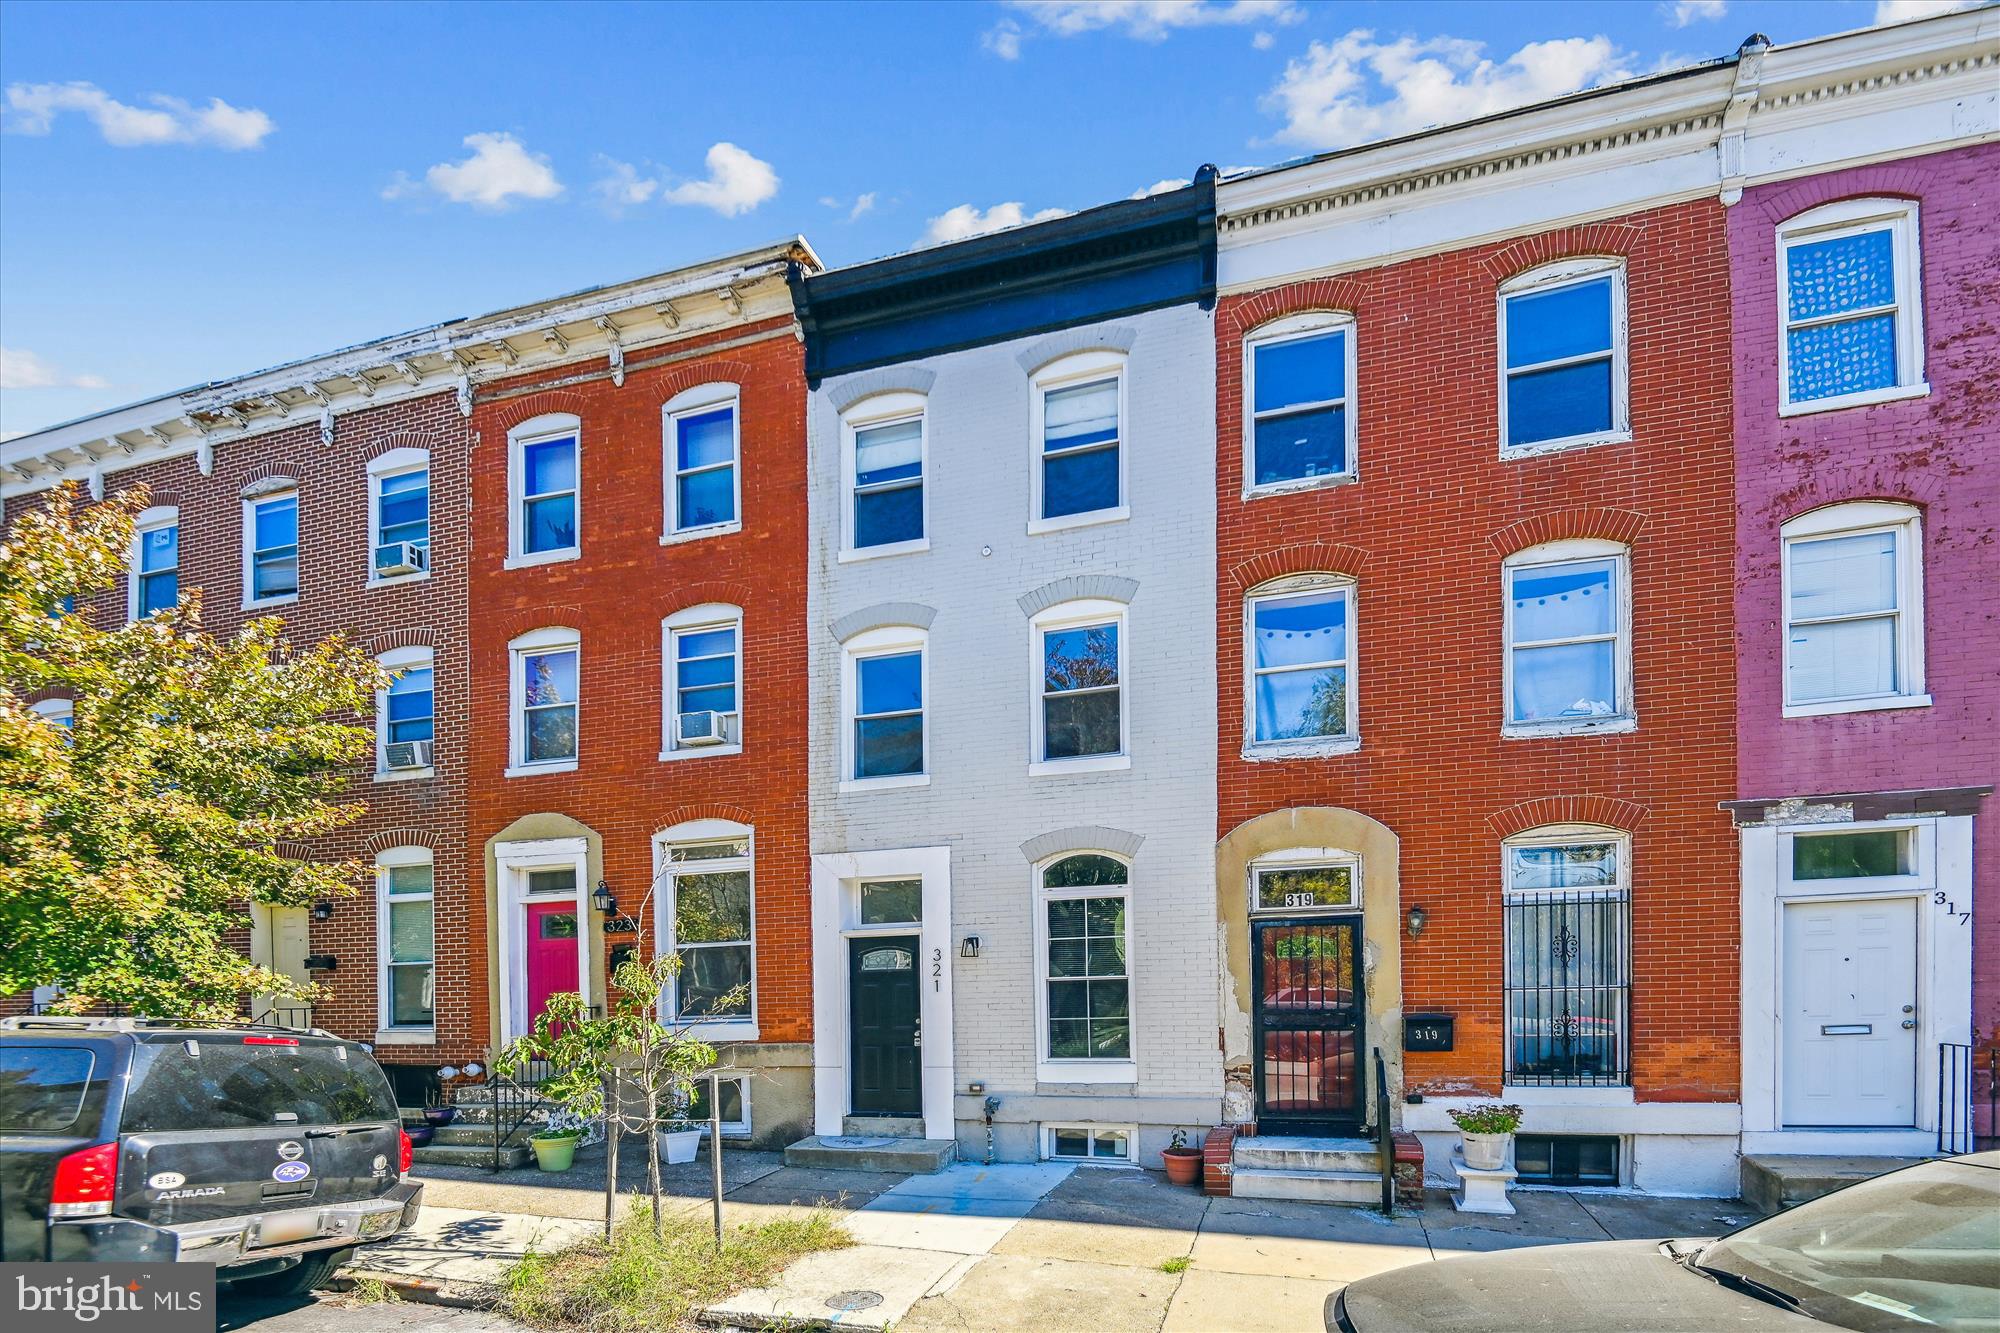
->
xmin=822 ymin=1135 xmax=896 ymax=1149
xmin=826 ymin=1291 xmax=884 ymax=1312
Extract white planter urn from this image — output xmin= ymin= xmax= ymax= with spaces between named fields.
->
xmin=658 ymin=1127 xmax=703 ymax=1164
xmin=1459 ymin=1130 xmax=1512 ymax=1171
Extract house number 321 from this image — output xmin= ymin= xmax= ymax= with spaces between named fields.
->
xmin=932 ymin=948 xmax=943 ymax=991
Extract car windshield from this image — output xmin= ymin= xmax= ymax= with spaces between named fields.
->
xmin=120 ymin=1040 xmax=397 ymax=1132
xmin=1696 ymin=1157 xmax=2000 ymax=1332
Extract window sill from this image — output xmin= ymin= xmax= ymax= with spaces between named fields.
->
xmin=1028 ymin=505 xmax=1129 ymax=537
xmin=1243 ymin=473 xmax=1356 ymax=502
xmin=1036 ymin=1059 xmax=1138 ymax=1085
xmin=1783 ymin=693 xmax=1932 ymax=719
xmin=373 ymin=1027 xmax=435 ymax=1046
xmin=373 ymin=767 xmax=436 ymax=784
xmin=1496 ymin=1084 xmax=1635 ymax=1106
xmin=243 ymin=594 xmax=299 ymax=612
xmin=840 ymin=537 xmax=930 ymax=564
xmin=505 ymin=760 xmax=579 ymax=779
xmin=366 ymin=572 xmax=432 ymax=591
xmin=1498 ymin=429 xmax=1632 ymax=462
xmin=840 ymin=773 xmax=930 ymax=794
xmin=1779 ymin=382 xmax=1930 ymax=418
xmin=1029 ymin=753 xmax=1131 ymax=777
xmin=1244 ymin=736 xmax=1360 ymax=762
xmin=504 ymin=549 xmax=579 ymax=571
xmin=1502 ymin=715 xmax=1637 ymax=740
xmin=659 ymin=743 xmax=743 ymax=762
xmin=661 ymin=521 xmax=741 ymax=547
xmin=671 ymin=1019 xmax=759 ymax=1042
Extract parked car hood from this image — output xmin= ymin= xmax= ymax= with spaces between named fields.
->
xmin=1332 ymin=1238 xmax=1824 ymax=1333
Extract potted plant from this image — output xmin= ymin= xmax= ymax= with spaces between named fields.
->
xmin=529 ymin=1126 xmax=583 ymax=1172
xmin=1447 ymin=1103 xmax=1522 ymax=1171
xmin=404 ymin=1123 xmax=434 ymax=1149
xmin=658 ymin=1117 xmax=704 ymax=1165
xmin=421 ymin=1104 xmax=458 ymax=1127
xmin=1160 ymin=1129 xmax=1203 ymax=1186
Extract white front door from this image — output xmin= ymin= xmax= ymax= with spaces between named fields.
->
xmin=1781 ymin=897 xmax=1917 ymax=1127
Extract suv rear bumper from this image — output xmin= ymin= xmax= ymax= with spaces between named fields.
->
xmin=50 ymin=1179 xmax=423 ymax=1268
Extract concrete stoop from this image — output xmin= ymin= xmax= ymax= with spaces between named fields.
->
xmin=784 ymin=1133 xmax=956 ymax=1174
xmin=1740 ymin=1153 xmax=1929 ymax=1214
xmin=411 ymin=1122 xmax=536 ymax=1169
xmin=1230 ymin=1135 xmax=1382 ymax=1206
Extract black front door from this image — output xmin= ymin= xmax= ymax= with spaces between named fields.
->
xmin=1252 ymin=918 xmax=1364 ymax=1135
xmin=849 ymin=935 xmax=921 ymax=1116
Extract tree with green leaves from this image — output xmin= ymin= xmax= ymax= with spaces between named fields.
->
xmin=0 ymin=482 xmax=386 ymax=1019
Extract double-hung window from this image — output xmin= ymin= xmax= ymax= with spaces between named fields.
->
xmin=659 ymin=833 xmax=754 ymax=1025
xmin=1778 ymin=199 xmax=1924 ymax=413
xmin=377 ymin=850 xmax=435 ymax=1032
xmin=1499 ymin=259 xmax=1627 ymax=454
xmin=244 ymin=489 xmax=299 ymax=604
xmin=851 ymin=413 xmax=925 ymax=552
xmin=664 ymin=605 xmax=742 ymax=754
xmin=510 ymin=416 xmax=580 ymax=563
xmin=1246 ymin=314 xmax=1355 ymax=491
xmin=848 ymin=637 xmax=925 ymax=783
xmin=1503 ymin=541 xmax=1632 ymax=732
xmin=371 ymin=450 xmax=430 ymax=580
xmin=1033 ymin=603 xmax=1125 ymax=768
xmin=1032 ymin=352 xmax=1125 ymax=528
xmin=1247 ymin=576 xmax=1356 ymax=748
xmin=377 ymin=647 xmax=435 ymax=775
xmin=1039 ymin=853 xmax=1133 ymax=1079
xmin=1501 ymin=829 xmax=1629 ymax=1087
xmin=665 ymin=386 xmax=739 ymax=538
xmin=510 ymin=629 xmax=579 ymax=772
xmin=131 ymin=507 xmax=179 ymax=619
xmin=1781 ymin=501 xmax=1927 ymax=714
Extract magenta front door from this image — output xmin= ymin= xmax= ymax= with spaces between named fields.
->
xmin=525 ymin=900 xmax=581 ymax=1031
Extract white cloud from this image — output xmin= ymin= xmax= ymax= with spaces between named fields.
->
xmin=591 ymin=156 xmax=659 ymax=215
xmin=848 ymin=191 xmax=878 ymax=221
xmin=1262 ymin=28 xmax=1639 ymax=151
xmin=1008 ymin=0 xmax=1302 ymax=41
xmin=1874 ymin=0 xmax=1977 ymax=22
xmin=1665 ymin=0 xmax=1727 ymax=25
xmin=1253 ymin=31 xmax=1276 ymax=50
xmin=921 ymin=201 xmax=1069 ymax=246
xmin=984 ymin=20 xmax=1025 ymax=59
xmin=4 ymin=81 xmax=273 ymax=149
xmin=408 ymin=132 xmax=564 ymax=210
xmin=661 ymin=142 xmax=779 ymax=217
xmin=0 ymin=347 xmax=107 ymax=391
xmin=1130 ymin=177 xmax=1190 ymax=198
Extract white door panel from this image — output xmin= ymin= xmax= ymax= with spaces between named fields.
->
xmin=1781 ymin=897 xmax=1916 ymax=1127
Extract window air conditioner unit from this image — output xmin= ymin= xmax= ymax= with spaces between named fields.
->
xmin=676 ymin=710 xmax=736 ymax=747
xmin=374 ymin=542 xmax=429 ymax=576
xmin=384 ymin=739 xmax=434 ymax=770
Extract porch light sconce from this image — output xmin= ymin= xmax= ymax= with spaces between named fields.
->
xmin=310 ymin=901 xmax=335 ymax=922
xmin=591 ymin=880 xmax=619 ymax=916
xmin=959 ymin=935 xmax=981 ymax=959
xmin=1406 ymin=905 xmax=1428 ymax=938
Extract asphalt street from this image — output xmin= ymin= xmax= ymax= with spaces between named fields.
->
xmin=217 ymin=1289 xmax=529 ymax=1332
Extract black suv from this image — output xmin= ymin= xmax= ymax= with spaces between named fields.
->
xmin=0 ymin=1016 xmax=422 ymax=1294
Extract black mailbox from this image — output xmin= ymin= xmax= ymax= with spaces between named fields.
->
xmin=1404 ymin=1013 xmax=1454 ymax=1052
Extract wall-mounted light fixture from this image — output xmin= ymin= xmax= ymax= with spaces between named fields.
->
xmin=959 ymin=935 xmax=981 ymax=959
xmin=592 ymin=880 xmax=619 ymax=916
xmin=1406 ymin=905 xmax=1428 ymax=938
xmin=310 ymin=901 xmax=335 ymax=922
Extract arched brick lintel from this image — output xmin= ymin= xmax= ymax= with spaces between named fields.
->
xmin=1220 ymin=282 xmax=1368 ymax=339
xmin=366 ymin=827 xmax=448 ymax=854
xmin=1487 ymin=796 xmax=1650 ymax=840
xmin=1229 ymin=542 xmax=1370 ymax=591
xmin=1482 ymin=222 xmax=1646 ymax=281
xmin=1488 ymin=507 xmax=1649 ymax=555
xmin=653 ymin=802 xmax=761 ymax=837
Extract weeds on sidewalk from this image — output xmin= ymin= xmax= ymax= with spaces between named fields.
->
xmin=500 ymin=1200 xmax=850 ymax=1331
xmin=340 ymin=1277 xmax=405 ymax=1304
xmin=1159 ymin=1256 xmax=1192 ymax=1274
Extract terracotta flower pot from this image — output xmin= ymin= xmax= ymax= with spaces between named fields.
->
xmin=1161 ymin=1147 xmax=1203 ymax=1186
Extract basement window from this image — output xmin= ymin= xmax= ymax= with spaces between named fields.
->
xmin=1513 ymin=1134 xmax=1620 ymax=1187
xmin=1043 ymin=1124 xmax=1136 ymax=1165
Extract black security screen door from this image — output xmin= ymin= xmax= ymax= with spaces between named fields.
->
xmin=849 ymin=935 xmax=921 ymax=1116
xmin=1253 ymin=918 xmax=1363 ymax=1135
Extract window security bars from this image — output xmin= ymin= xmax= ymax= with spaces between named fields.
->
xmin=1502 ymin=888 xmax=1630 ymax=1087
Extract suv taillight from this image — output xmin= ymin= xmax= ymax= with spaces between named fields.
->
xmin=398 ymin=1128 xmax=413 ymax=1174
xmin=50 ymin=1142 xmax=117 ymax=1218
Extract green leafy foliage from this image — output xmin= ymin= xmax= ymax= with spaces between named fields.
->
xmin=0 ymin=483 xmax=385 ymax=1018
xmin=1446 ymin=1102 xmax=1525 ymax=1135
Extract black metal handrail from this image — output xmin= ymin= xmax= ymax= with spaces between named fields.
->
xmin=487 ymin=1057 xmax=560 ymax=1172
xmin=1373 ymin=1046 xmax=1393 ymax=1216
xmin=1938 ymin=1042 xmax=1974 ymax=1154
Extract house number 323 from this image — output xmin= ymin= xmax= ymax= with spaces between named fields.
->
xmin=932 ymin=948 xmax=943 ymax=991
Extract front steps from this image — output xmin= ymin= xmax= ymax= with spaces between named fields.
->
xmin=785 ymin=1116 xmax=955 ymax=1174
xmin=1230 ymin=1135 xmax=1381 ymax=1206
xmin=1740 ymin=1154 xmax=1928 ymax=1214
xmin=411 ymin=1121 xmax=535 ymax=1170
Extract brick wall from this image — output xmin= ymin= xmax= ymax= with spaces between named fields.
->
xmin=1215 ymin=199 xmax=1740 ymax=1104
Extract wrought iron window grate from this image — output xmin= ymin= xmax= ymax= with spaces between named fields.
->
xmin=1503 ymin=888 xmax=1629 ymax=1087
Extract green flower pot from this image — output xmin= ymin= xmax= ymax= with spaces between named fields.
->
xmin=530 ymin=1134 xmax=579 ymax=1172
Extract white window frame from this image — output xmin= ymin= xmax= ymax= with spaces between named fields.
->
xmin=1243 ymin=312 xmax=1359 ymax=498
xmin=129 ymin=504 xmax=180 ymax=623
xmin=1247 ymin=845 xmax=1364 ymax=917
xmin=1033 ymin=852 xmax=1138 ymax=1085
xmin=1029 ymin=598 xmax=1130 ymax=776
xmin=1779 ymin=501 xmax=1928 ymax=717
xmin=1500 ymin=823 xmax=1632 ymax=1090
xmin=1041 ymin=1122 xmax=1139 ymax=1166
xmin=662 ymin=382 xmax=743 ymax=544
xmin=1776 ymin=198 xmax=1927 ymax=417
xmin=1244 ymin=574 xmax=1359 ymax=759
xmin=368 ymin=447 xmax=431 ymax=588
xmin=840 ymin=390 xmax=929 ymax=562
xmin=687 ymin=1073 xmax=753 ymax=1139
xmin=1028 ymin=350 xmax=1129 ymax=535
xmin=374 ymin=645 xmax=436 ymax=782
xmin=840 ymin=626 xmax=929 ymax=792
xmin=507 ymin=413 xmax=581 ymax=568
xmin=1781 ymin=821 xmax=1932 ymax=900
xmin=661 ymin=603 xmax=744 ymax=761
xmin=240 ymin=481 xmax=300 ymax=610
xmin=1497 ymin=258 xmax=1630 ymax=459
xmin=653 ymin=819 xmax=758 ymax=1041
xmin=30 ymin=698 xmax=74 ymax=729
xmin=508 ymin=626 xmax=580 ymax=777
xmin=495 ymin=836 xmax=591 ymax=1045
xmin=374 ymin=845 xmax=436 ymax=1043
xmin=1501 ymin=538 xmax=1635 ymax=738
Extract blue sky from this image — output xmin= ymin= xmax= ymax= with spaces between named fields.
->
xmin=0 ymin=0 xmax=1967 ymax=438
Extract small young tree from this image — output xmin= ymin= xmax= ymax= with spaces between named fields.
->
xmin=0 ymin=483 xmax=385 ymax=1018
